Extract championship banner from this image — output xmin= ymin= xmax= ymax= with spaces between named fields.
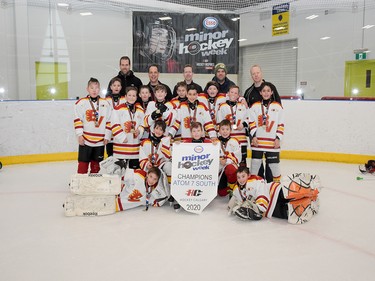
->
xmin=272 ymin=3 xmax=290 ymax=36
xmin=171 ymin=143 xmax=220 ymax=214
xmin=133 ymin=12 xmax=239 ymax=74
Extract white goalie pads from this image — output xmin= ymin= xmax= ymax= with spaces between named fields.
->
xmin=69 ymin=173 xmax=121 ymax=195
xmin=64 ymin=194 xmax=116 ymax=217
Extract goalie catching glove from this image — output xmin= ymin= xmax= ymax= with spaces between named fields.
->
xmin=235 ymin=196 xmax=263 ymax=221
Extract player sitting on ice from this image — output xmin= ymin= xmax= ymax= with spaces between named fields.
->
xmin=64 ymin=166 xmax=169 ymax=216
xmin=359 ymin=160 xmax=375 ymax=174
xmin=228 ymin=167 xmax=321 ymax=224
xmin=117 ymin=166 xmax=169 ymax=211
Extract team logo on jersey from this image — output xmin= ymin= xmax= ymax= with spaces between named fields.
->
xmin=128 ymin=189 xmax=142 ymax=202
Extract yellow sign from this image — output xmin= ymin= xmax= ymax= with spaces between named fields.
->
xmin=272 ymin=3 xmax=290 ymax=36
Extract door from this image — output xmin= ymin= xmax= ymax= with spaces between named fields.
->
xmin=344 ymin=60 xmax=375 ymax=97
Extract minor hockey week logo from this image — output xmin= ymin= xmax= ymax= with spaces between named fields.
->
xmin=178 ymin=17 xmax=234 ymax=56
xmin=177 ymin=146 xmax=213 ymax=170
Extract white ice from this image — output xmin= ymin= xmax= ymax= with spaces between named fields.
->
xmin=0 ymin=160 xmax=374 ymax=281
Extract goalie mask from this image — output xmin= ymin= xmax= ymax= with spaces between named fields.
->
xmin=137 ymin=20 xmax=176 ymax=63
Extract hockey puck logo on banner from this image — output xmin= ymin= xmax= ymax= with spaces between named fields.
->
xmin=203 ymin=17 xmax=219 ymax=29
xmin=187 ymin=42 xmax=201 ymax=55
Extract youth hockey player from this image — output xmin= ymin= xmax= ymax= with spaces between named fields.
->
xmin=216 ymin=85 xmax=248 ymax=166
xmin=105 ymin=77 xmax=127 ymax=157
xmin=228 ymin=167 xmax=321 ymax=224
xmin=139 ymin=120 xmax=172 ymax=184
xmin=248 ymin=82 xmax=284 ymax=182
xmin=217 ymin=119 xmax=241 ymax=197
xmin=117 ymin=167 xmax=169 ymax=211
xmin=144 ymin=84 xmax=175 ymax=136
xmin=64 ymin=166 xmax=169 ymax=216
xmin=170 ymin=81 xmax=188 ymax=110
xmin=169 ymin=85 xmax=218 ymax=142
xmin=138 ymin=85 xmax=152 ymax=111
xmin=199 ymin=81 xmax=226 ymax=132
xmin=74 ymin=77 xmax=112 ymax=174
xmin=182 ymin=121 xmax=213 ymax=144
xmin=111 ymin=86 xmax=145 ymax=169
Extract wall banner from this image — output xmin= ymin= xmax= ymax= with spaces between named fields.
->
xmin=133 ymin=12 xmax=239 ymax=74
xmin=171 ymin=143 xmax=220 ymax=214
xmin=272 ymin=3 xmax=290 ymax=36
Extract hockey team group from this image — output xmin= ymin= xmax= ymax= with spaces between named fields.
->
xmin=65 ymin=59 xmax=322 ymax=224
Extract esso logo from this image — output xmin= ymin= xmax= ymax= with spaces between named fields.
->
xmin=203 ymin=17 xmax=218 ymax=29
xmin=194 ymin=146 xmax=204 ymax=153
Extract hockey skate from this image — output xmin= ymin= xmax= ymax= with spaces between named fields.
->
xmin=63 ymin=194 xmax=117 ymax=217
xmin=359 ymin=160 xmax=375 ymax=174
xmin=69 ymin=173 xmax=121 ymax=195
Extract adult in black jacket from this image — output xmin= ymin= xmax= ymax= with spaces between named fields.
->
xmin=172 ymin=64 xmax=203 ymax=97
xmin=243 ymin=65 xmax=282 ymax=183
xmin=107 ymin=56 xmax=143 ymax=97
xmin=146 ymin=64 xmax=173 ymax=101
xmin=208 ymin=63 xmax=235 ymax=94
xmin=243 ymin=64 xmax=281 ymax=107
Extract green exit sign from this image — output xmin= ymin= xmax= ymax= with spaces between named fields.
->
xmin=355 ymin=52 xmax=367 ymax=60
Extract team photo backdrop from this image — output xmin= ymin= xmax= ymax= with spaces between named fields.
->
xmin=132 ymin=12 xmax=239 ymax=73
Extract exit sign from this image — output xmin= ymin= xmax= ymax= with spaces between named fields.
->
xmin=355 ymin=53 xmax=367 ymax=60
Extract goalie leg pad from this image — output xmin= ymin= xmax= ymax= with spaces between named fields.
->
xmin=63 ymin=194 xmax=116 ymax=217
xmin=280 ymin=173 xmax=321 ymax=201
xmin=70 ymin=173 xmax=122 ymax=195
xmin=287 ymin=197 xmax=319 ymax=224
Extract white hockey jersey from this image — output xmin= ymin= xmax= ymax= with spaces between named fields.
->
xmin=117 ymin=169 xmax=169 ymax=210
xmin=169 ymin=101 xmax=216 ymax=140
xmin=216 ymin=101 xmax=248 ymax=146
xmin=111 ymin=103 xmax=145 ymax=159
xmin=74 ymin=97 xmax=112 ymax=147
xmin=139 ymin=137 xmax=172 ymax=170
xmin=249 ymin=101 xmax=284 ymax=152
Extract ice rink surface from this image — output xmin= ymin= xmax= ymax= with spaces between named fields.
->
xmin=0 ymin=159 xmax=374 ymax=281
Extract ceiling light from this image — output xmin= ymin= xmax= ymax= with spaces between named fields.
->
xmin=320 ymin=36 xmax=331 ymax=40
xmin=292 ymin=46 xmax=298 ymax=49
xmin=159 ymin=16 xmax=172 ymax=21
xmin=238 ymin=39 xmax=247 ymax=42
xmin=306 ymin=15 xmax=319 ymax=20
xmin=57 ymin=3 xmax=69 ymax=7
xmin=231 ymin=17 xmax=240 ymax=21
xmin=362 ymin=25 xmax=375 ymax=29
xmin=80 ymin=12 xmax=93 ymax=16
xmin=186 ymin=28 xmax=197 ymax=31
